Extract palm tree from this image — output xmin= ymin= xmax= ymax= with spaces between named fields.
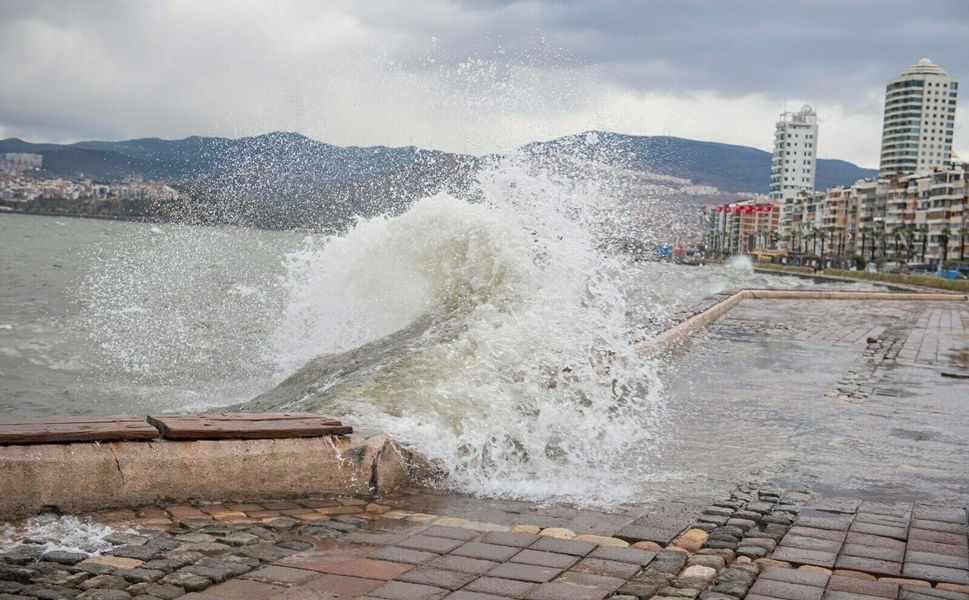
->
xmin=940 ymin=227 xmax=951 ymax=267
xmin=920 ymin=225 xmax=928 ymax=263
xmin=818 ymin=228 xmax=830 ymax=259
xmin=859 ymin=227 xmax=871 ymax=261
xmin=954 ymin=226 xmax=967 ymax=265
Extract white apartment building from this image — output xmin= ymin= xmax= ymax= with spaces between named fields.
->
xmin=879 ymin=58 xmax=959 ymax=176
xmin=769 ymin=105 xmax=819 ymax=202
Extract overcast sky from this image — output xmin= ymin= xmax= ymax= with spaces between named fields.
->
xmin=1 ymin=0 xmax=967 ymax=168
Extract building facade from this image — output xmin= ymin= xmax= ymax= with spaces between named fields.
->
xmin=769 ymin=105 xmax=819 ymax=202
xmin=879 ymin=58 xmax=959 ymax=176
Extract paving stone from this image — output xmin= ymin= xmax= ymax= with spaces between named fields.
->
xmin=834 ymin=556 xmax=902 ymax=577
xmin=75 ymin=590 xmax=133 ymax=600
xmin=504 ymin=549 xmax=576 ymax=570
xmin=554 ymin=571 xmax=625 ymax=591
xmin=685 ymin=555 xmax=725 ymax=572
xmin=841 ymin=544 xmax=906 ymax=563
xmin=157 ymin=570 xmax=213 ymax=592
xmin=858 ymin=502 xmax=910 ymax=519
xmin=397 ymin=536 xmax=464 ymax=554
xmin=823 ymin=591 xmax=898 ymax=600
xmin=369 ymin=580 xmax=448 ymax=600
xmin=480 ymin=532 xmax=540 ymax=548
xmin=845 ymin=534 xmax=907 ymax=551
xmin=525 ymin=581 xmax=611 ymax=600
xmin=726 ymin=519 xmax=757 ymax=531
xmin=465 ymin=576 xmax=537 ymax=598
xmin=901 ymin=563 xmax=969 ymax=585
xmin=302 ymin=574 xmax=383 ymax=598
xmin=807 ymin=500 xmax=861 ymax=515
xmin=910 ymin=521 xmax=967 ymax=535
xmin=788 ymin=528 xmax=848 ymax=543
xmin=906 ymin=541 xmax=969 ymax=559
xmin=619 ymin=578 xmax=663 ymax=599
xmin=122 ymin=583 xmax=183 ymax=600
xmin=782 ymin=536 xmax=844 ymax=554
xmin=242 ymin=565 xmax=317 ymax=585
xmin=737 ymin=546 xmax=769 ymax=559
xmin=908 ymin=531 xmax=967 ymax=547
xmin=854 ymin=514 xmax=910 ymax=528
xmin=450 ymin=543 xmax=520 ymax=562
xmin=41 ymin=552 xmax=88 ymax=566
xmin=657 ymin=586 xmax=701 ymax=598
xmin=528 ymin=538 xmax=596 ymax=557
xmin=572 ymin=558 xmax=640 ymax=579
xmin=107 ymin=547 xmax=160 ymax=562
xmin=772 ymin=548 xmax=837 ymax=568
xmin=849 ymin=522 xmax=908 ymax=541
xmin=236 ymin=544 xmax=291 ymax=563
xmin=80 ymin=576 xmax=130 ymax=591
xmin=446 ymin=592 xmax=511 ymax=600
xmin=760 ymin=567 xmax=830 ymax=588
xmin=326 ymin=559 xmax=413 ymax=581
xmin=117 ymin=568 xmax=165 ymax=584
xmin=486 ymin=563 xmax=562 ymax=583
xmin=716 ymin=567 xmax=758 ymax=586
xmin=899 ymin=589 xmax=969 ymax=600
xmin=796 ymin=514 xmax=853 ymax=532
xmin=396 ymin=568 xmax=477 ymax=591
xmin=912 ymin=507 xmax=967 ymax=525
xmin=412 ymin=526 xmax=475 ymax=542
xmin=426 ymin=555 xmax=498 ymax=575
xmin=905 ymin=552 xmax=969 ymax=570
xmin=615 ymin=524 xmax=682 ymax=546
xmin=827 ymin=575 xmax=899 ymax=598
xmin=202 ymin=578 xmax=284 ymax=600
xmin=369 ymin=547 xmax=439 ymax=566
xmin=748 ymin=578 xmax=824 ymax=600
xmin=587 ymin=546 xmax=655 ymax=566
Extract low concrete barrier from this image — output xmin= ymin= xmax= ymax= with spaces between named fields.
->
xmin=0 ymin=432 xmax=420 ymax=519
xmin=635 ymin=288 xmax=966 ymax=356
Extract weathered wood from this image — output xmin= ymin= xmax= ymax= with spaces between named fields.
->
xmin=148 ymin=414 xmax=352 ymax=440
xmin=0 ymin=417 xmax=159 ymax=445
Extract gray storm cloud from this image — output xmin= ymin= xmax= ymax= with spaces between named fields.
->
xmin=1 ymin=0 xmax=967 ymax=168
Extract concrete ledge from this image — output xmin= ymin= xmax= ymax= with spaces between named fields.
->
xmin=0 ymin=432 xmax=419 ymax=519
xmin=752 ymin=267 xmax=967 ymax=295
xmin=635 ymin=288 xmax=966 ymax=357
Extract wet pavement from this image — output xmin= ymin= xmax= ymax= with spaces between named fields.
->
xmin=1 ymin=296 xmax=968 ymax=600
xmin=653 ymin=299 xmax=969 ymax=506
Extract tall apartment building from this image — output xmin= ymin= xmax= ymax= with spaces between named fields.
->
xmin=879 ymin=58 xmax=959 ymax=176
xmin=769 ymin=105 xmax=819 ymax=202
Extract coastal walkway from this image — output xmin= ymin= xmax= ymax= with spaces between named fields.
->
xmin=2 ymin=286 xmax=968 ymax=600
xmin=0 ymin=486 xmax=966 ymax=600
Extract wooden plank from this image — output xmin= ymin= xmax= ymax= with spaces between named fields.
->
xmin=0 ymin=418 xmax=159 ymax=445
xmin=0 ymin=416 xmax=150 ymax=426
xmin=148 ymin=414 xmax=352 ymax=440
xmin=159 ymin=413 xmax=339 ymax=424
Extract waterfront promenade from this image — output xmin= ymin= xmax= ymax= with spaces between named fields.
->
xmin=1 ymin=290 xmax=967 ymax=600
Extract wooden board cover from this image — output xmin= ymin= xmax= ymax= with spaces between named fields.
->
xmin=147 ymin=413 xmax=352 ymax=440
xmin=0 ymin=416 xmax=159 ymax=445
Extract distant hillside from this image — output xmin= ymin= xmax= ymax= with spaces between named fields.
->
xmin=521 ymin=131 xmax=877 ymax=194
xmin=0 ymin=133 xmax=452 ymax=184
xmin=1 ymin=131 xmax=878 ymax=230
xmin=2 ymin=131 xmax=877 ymax=194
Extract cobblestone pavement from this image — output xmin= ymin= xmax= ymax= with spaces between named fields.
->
xmin=1 ymin=485 xmax=966 ymax=600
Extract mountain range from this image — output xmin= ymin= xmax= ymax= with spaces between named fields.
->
xmin=0 ymin=131 xmax=876 ymax=195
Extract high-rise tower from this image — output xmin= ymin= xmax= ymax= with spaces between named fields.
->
xmin=769 ymin=105 xmax=819 ymax=201
xmin=879 ymin=58 xmax=958 ymax=176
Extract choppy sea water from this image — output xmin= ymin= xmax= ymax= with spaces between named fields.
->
xmin=0 ymin=162 xmax=888 ymax=506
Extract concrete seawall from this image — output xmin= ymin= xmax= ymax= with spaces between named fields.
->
xmin=0 ymin=432 xmax=421 ymax=519
xmin=634 ymin=288 xmax=967 ymax=356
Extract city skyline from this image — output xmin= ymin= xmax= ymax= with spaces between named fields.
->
xmin=1 ymin=1 xmax=967 ymax=169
